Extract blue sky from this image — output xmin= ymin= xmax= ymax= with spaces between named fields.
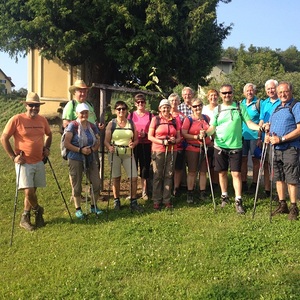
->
xmin=1 ymin=0 xmax=300 ymax=90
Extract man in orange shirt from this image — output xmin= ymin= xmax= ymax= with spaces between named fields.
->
xmin=1 ymin=92 xmax=52 ymax=231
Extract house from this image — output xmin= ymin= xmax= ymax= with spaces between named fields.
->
xmin=207 ymin=57 xmax=234 ymax=80
xmin=0 ymin=68 xmax=15 ymax=94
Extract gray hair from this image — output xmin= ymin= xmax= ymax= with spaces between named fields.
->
xmin=278 ymin=81 xmax=293 ymax=91
xmin=168 ymin=93 xmax=181 ymax=102
xmin=265 ymin=79 xmax=278 ymax=88
xmin=243 ymin=83 xmax=256 ymax=93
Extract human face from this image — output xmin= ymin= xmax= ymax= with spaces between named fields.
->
xmin=26 ymin=103 xmax=40 ymax=118
xmin=208 ymin=92 xmax=218 ymax=106
xmin=74 ymin=88 xmax=88 ymax=102
xmin=78 ymin=110 xmax=89 ymax=121
xmin=192 ymin=101 xmax=203 ymax=114
xmin=265 ymin=82 xmax=278 ymax=99
xmin=160 ymin=105 xmax=171 ymax=116
xmin=244 ymin=86 xmax=255 ymax=101
xmin=169 ymin=97 xmax=179 ymax=108
xmin=182 ymin=89 xmax=193 ymax=105
xmin=135 ymin=99 xmax=146 ymax=110
xmin=220 ymin=87 xmax=233 ymax=104
xmin=115 ymin=106 xmax=127 ymax=118
xmin=277 ymin=83 xmax=292 ymax=104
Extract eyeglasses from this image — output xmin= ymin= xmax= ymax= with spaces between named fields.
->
xmin=192 ymin=104 xmax=203 ymax=108
xmin=136 ymin=101 xmax=145 ymax=104
xmin=28 ymin=104 xmax=41 ymax=108
xmin=221 ymin=91 xmax=233 ymax=95
xmin=116 ymin=107 xmax=127 ymax=111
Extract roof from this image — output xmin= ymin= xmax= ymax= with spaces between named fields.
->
xmin=0 ymin=68 xmax=15 ymax=87
xmin=219 ymin=57 xmax=234 ymax=63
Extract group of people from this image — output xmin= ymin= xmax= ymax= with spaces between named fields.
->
xmin=1 ymin=79 xmax=299 ymax=231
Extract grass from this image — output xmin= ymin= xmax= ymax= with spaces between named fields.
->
xmin=0 ymin=100 xmax=300 ymax=299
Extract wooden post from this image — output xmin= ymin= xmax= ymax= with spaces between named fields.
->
xmin=99 ymin=88 xmax=106 ymax=190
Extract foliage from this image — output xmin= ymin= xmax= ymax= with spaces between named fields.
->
xmin=0 ymin=99 xmax=300 ymax=299
xmin=0 ymin=0 xmax=232 ymax=90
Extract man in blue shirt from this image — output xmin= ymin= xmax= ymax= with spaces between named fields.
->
xmin=268 ymin=81 xmax=300 ymax=220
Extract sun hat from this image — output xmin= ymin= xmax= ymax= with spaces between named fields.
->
xmin=159 ymin=99 xmax=171 ymax=108
xmin=69 ymin=80 xmax=90 ymax=94
xmin=21 ymin=92 xmax=45 ymax=105
xmin=76 ymin=103 xmax=90 ymax=113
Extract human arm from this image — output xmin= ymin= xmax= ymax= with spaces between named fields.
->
xmin=104 ymin=121 xmax=115 ymax=153
xmin=269 ymin=123 xmax=300 ymax=145
xmin=1 ymin=132 xmax=25 ymax=164
xmin=42 ymin=131 xmax=52 ymax=158
xmin=129 ymin=123 xmax=139 ymax=148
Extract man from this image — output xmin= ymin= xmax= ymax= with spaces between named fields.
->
xmin=178 ymin=86 xmax=194 ymax=117
xmin=258 ymin=79 xmax=281 ymax=197
xmin=203 ymin=84 xmax=266 ymax=214
xmin=268 ymin=81 xmax=300 ymax=220
xmin=1 ymin=92 xmax=52 ymax=231
xmin=240 ymin=83 xmax=261 ymax=194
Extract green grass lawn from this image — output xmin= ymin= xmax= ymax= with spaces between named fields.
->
xmin=0 ymin=113 xmax=300 ymax=299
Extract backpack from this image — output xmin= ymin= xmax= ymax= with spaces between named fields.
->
xmin=215 ymin=101 xmax=242 ymax=122
xmin=187 ymin=114 xmax=209 ymax=131
xmin=60 ymin=121 xmax=79 ymax=160
xmin=154 ymin=115 xmax=177 ymax=130
xmin=111 ymin=118 xmax=134 ymax=134
xmin=273 ymin=98 xmax=299 ymax=121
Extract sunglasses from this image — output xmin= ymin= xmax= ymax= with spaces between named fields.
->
xmin=192 ymin=104 xmax=203 ymax=108
xmin=221 ymin=91 xmax=233 ymax=95
xmin=116 ymin=107 xmax=127 ymax=111
xmin=28 ymin=103 xmax=41 ymax=108
xmin=136 ymin=101 xmax=145 ymax=104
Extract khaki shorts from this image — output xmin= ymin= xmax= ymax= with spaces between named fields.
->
xmin=108 ymin=152 xmax=137 ymax=178
xmin=16 ymin=161 xmax=46 ymax=189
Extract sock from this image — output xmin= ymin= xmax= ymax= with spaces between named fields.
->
xmin=221 ymin=192 xmax=228 ymax=197
xmin=23 ymin=210 xmax=30 ymax=215
xmin=76 ymin=207 xmax=81 ymax=211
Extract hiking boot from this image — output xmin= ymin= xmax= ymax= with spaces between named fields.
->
xmin=153 ymin=203 xmax=160 ymax=210
xmin=20 ymin=213 xmax=35 ymax=231
xmin=271 ymin=200 xmax=289 ymax=216
xmin=242 ymin=181 xmax=248 ymax=192
xmin=141 ymin=192 xmax=148 ymax=201
xmin=91 ymin=206 xmax=103 ymax=215
xmin=221 ymin=195 xmax=230 ymax=208
xmin=33 ymin=205 xmax=45 ymax=227
xmin=173 ymin=188 xmax=180 ymax=197
xmin=288 ymin=204 xmax=299 ymax=221
xmin=235 ymin=199 xmax=245 ymax=214
xmin=187 ymin=191 xmax=194 ymax=204
xmin=199 ymin=191 xmax=208 ymax=202
xmin=246 ymin=182 xmax=257 ymax=194
xmin=165 ymin=202 xmax=173 ymax=209
xmin=114 ymin=198 xmax=121 ymax=210
xmin=75 ymin=209 xmax=85 ymax=219
xmin=130 ymin=199 xmax=144 ymax=212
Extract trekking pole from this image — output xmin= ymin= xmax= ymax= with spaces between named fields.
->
xmin=83 ymin=155 xmax=89 ymax=219
xmin=202 ymin=137 xmax=216 ymax=211
xmin=10 ymin=151 xmax=23 ymax=246
xmin=269 ymin=144 xmax=275 ymax=223
xmin=162 ymin=138 xmax=169 ymax=179
xmin=47 ymin=157 xmax=73 ymax=223
xmin=252 ymin=141 xmax=268 ymax=219
xmin=130 ymin=146 xmax=133 ymax=212
xmin=107 ymin=144 xmax=114 ymax=220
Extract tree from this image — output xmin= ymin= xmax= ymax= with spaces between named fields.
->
xmin=0 ymin=0 xmax=231 ymax=91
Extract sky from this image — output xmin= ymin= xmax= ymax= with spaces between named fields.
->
xmin=1 ymin=0 xmax=300 ymax=90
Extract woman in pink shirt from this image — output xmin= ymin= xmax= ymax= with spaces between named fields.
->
xmin=148 ymin=99 xmax=181 ymax=210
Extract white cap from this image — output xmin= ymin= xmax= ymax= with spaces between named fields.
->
xmin=76 ymin=103 xmax=90 ymax=113
xmin=159 ymin=99 xmax=170 ymax=108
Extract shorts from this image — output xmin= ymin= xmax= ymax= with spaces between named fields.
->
xmin=108 ymin=152 xmax=137 ymax=178
xmin=242 ymin=139 xmax=257 ymax=157
xmin=214 ymin=147 xmax=242 ymax=172
xmin=273 ymin=147 xmax=300 ymax=184
xmin=185 ymin=150 xmax=207 ymax=173
xmin=16 ymin=161 xmax=46 ymax=189
xmin=175 ymin=150 xmax=185 ymax=170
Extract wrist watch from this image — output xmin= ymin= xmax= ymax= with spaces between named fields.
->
xmin=279 ymin=136 xmax=286 ymax=142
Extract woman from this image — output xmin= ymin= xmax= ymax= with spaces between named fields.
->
xmin=104 ymin=101 xmax=142 ymax=212
xmin=64 ymin=103 xmax=102 ymax=219
xmin=128 ymin=93 xmax=153 ymax=200
xmin=182 ymin=98 xmax=211 ymax=204
xmin=168 ymin=93 xmax=185 ymax=196
xmin=148 ymin=99 xmax=181 ymax=210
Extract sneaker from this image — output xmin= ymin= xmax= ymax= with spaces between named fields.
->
xmin=242 ymin=181 xmax=248 ymax=192
xmin=165 ymin=202 xmax=173 ymax=209
xmin=130 ymin=199 xmax=144 ymax=212
xmin=33 ymin=205 xmax=45 ymax=227
xmin=114 ymin=198 xmax=121 ymax=210
xmin=235 ymin=199 xmax=245 ymax=214
xmin=141 ymin=192 xmax=148 ymax=201
xmin=20 ymin=213 xmax=35 ymax=231
xmin=75 ymin=209 xmax=85 ymax=219
xmin=271 ymin=200 xmax=289 ymax=216
xmin=153 ymin=203 xmax=160 ymax=210
xmin=91 ymin=206 xmax=103 ymax=215
xmin=187 ymin=192 xmax=193 ymax=204
xmin=221 ymin=195 xmax=230 ymax=208
xmin=288 ymin=204 xmax=299 ymax=220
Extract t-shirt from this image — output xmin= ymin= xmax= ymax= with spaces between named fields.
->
xmin=182 ymin=116 xmax=211 ymax=152
xmin=259 ymin=97 xmax=280 ymax=123
xmin=3 ymin=113 xmax=51 ymax=164
xmin=211 ymin=102 xmax=250 ymax=149
xmin=202 ymin=105 xmax=215 ymax=123
xmin=241 ymin=97 xmax=260 ymax=140
xmin=149 ymin=115 xmax=181 ymax=152
xmin=62 ymin=100 xmax=97 ymax=124
xmin=128 ymin=111 xmax=152 ymax=144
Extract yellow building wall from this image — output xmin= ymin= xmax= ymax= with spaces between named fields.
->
xmin=0 ymin=71 xmax=13 ymax=94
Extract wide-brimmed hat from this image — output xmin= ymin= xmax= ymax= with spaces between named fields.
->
xmin=21 ymin=92 xmax=45 ymax=105
xmin=76 ymin=103 xmax=90 ymax=113
xmin=69 ymin=80 xmax=90 ymax=94
xmin=159 ymin=99 xmax=171 ymax=108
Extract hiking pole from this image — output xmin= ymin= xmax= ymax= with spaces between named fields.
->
xmin=252 ymin=141 xmax=268 ymax=219
xmin=83 ymin=155 xmax=89 ymax=219
xmin=47 ymin=157 xmax=73 ymax=223
xmin=10 ymin=151 xmax=23 ymax=246
xmin=107 ymin=142 xmax=115 ymax=216
xmin=269 ymin=144 xmax=275 ymax=223
xmin=203 ymin=137 xmax=216 ymax=211
xmin=130 ymin=146 xmax=133 ymax=212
